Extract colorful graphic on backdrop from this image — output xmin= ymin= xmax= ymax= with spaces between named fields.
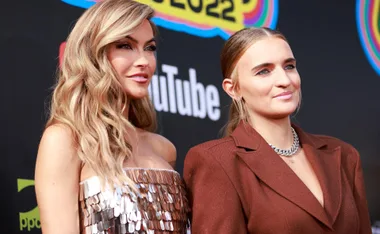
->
xmin=18 ymin=179 xmax=40 ymax=232
xmin=62 ymin=0 xmax=278 ymax=39
xmin=356 ymin=0 xmax=380 ymax=76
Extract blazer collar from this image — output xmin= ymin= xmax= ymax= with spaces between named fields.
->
xmin=232 ymin=121 xmax=342 ymax=230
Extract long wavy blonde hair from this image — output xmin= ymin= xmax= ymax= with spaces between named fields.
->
xmin=47 ymin=0 xmax=157 ymax=187
xmin=221 ymin=27 xmax=290 ymax=136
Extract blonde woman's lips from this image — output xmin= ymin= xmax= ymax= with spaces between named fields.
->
xmin=127 ymin=73 xmax=149 ymax=83
xmin=130 ymin=76 xmax=148 ymax=83
xmin=273 ymin=91 xmax=293 ymax=100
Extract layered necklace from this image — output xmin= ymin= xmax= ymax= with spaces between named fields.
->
xmin=269 ymin=127 xmax=299 ymax=157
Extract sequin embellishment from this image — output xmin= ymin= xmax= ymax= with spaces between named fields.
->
xmin=79 ymin=168 xmax=191 ymax=234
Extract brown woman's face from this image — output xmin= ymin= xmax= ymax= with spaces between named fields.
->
xmin=235 ymin=37 xmax=301 ymax=120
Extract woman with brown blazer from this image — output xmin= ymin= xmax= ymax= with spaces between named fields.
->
xmin=183 ymin=27 xmax=372 ymax=234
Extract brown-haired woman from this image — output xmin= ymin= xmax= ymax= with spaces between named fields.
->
xmin=183 ymin=27 xmax=372 ymax=234
xmin=35 ymin=0 xmax=190 ymax=233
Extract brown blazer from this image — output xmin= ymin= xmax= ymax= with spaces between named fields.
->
xmin=183 ymin=122 xmax=372 ymax=234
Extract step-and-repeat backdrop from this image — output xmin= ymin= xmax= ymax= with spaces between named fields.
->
xmin=1 ymin=0 xmax=379 ymax=233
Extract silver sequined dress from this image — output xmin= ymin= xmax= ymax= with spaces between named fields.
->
xmin=79 ymin=168 xmax=191 ymax=234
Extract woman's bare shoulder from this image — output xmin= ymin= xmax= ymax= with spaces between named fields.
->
xmin=36 ymin=123 xmax=81 ymax=180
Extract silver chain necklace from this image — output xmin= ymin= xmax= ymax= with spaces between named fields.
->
xmin=269 ymin=127 xmax=299 ymax=157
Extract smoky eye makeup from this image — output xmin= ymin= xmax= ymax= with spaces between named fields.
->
xmin=115 ymin=43 xmax=132 ymax=49
xmin=145 ymin=44 xmax=157 ymax=51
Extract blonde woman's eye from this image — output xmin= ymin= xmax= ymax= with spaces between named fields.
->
xmin=145 ymin=45 xmax=157 ymax=51
xmin=116 ymin=44 xmax=132 ymax=49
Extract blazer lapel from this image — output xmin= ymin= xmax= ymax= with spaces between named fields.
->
xmin=231 ymin=122 xmax=338 ymax=230
xmin=297 ymin=126 xmax=342 ymax=225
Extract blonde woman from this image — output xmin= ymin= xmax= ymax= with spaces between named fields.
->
xmin=35 ymin=0 xmax=190 ymax=233
xmin=183 ymin=27 xmax=372 ymax=234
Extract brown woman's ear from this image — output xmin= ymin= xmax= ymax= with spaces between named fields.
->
xmin=222 ymin=78 xmax=241 ymax=100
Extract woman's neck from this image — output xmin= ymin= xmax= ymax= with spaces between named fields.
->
xmin=249 ymin=115 xmax=294 ymax=149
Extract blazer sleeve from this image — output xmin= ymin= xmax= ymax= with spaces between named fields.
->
xmin=352 ymin=148 xmax=372 ymax=234
xmin=183 ymin=147 xmax=247 ymax=234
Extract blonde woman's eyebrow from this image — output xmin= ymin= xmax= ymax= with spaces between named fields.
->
xmin=125 ymin=36 xmax=156 ymax=45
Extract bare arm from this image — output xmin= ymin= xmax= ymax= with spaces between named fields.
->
xmin=34 ymin=124 xmax=82 ymax=234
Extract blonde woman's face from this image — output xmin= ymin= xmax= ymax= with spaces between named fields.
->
xmin=236 ymin=38 xmax=301 ymax=120
xmin=108 ymin=19 xmax=156 ymax=99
